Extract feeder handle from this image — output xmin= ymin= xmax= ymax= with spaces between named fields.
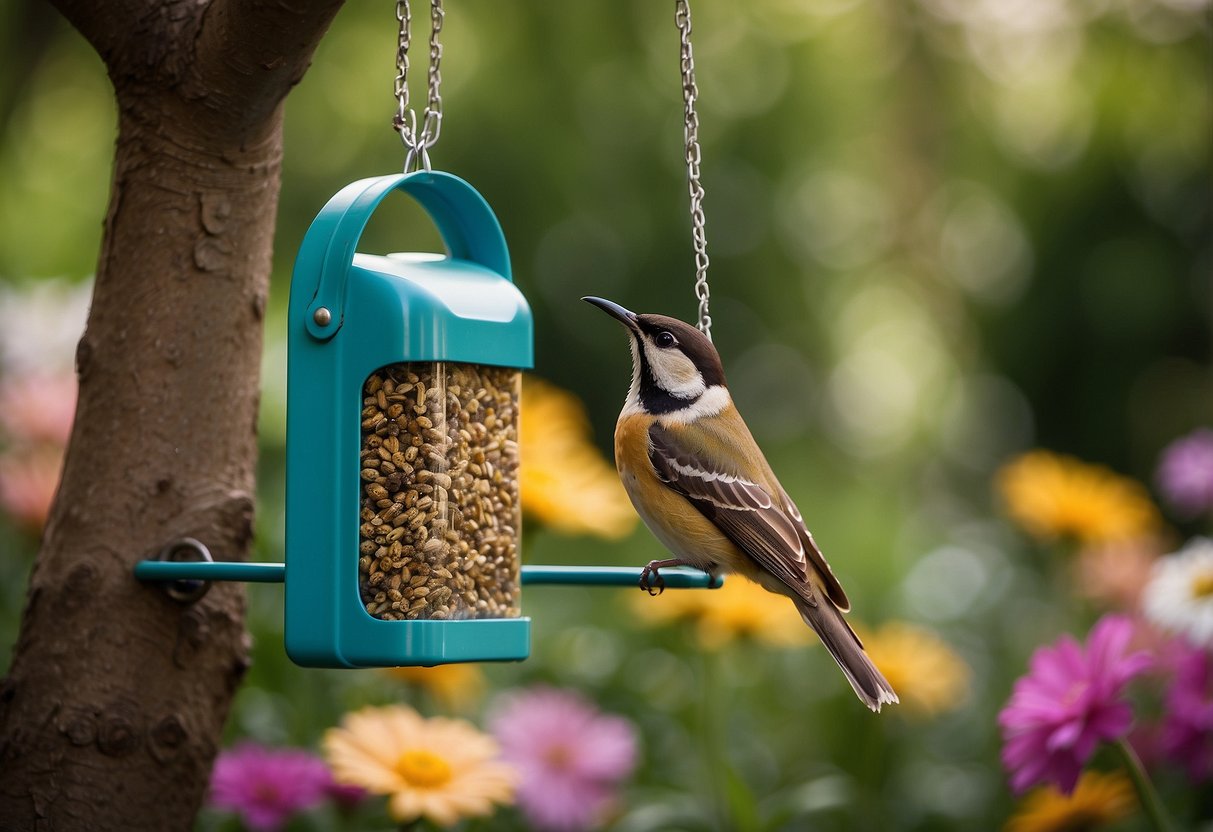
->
xmin=299 ymin=170 xmax=512 ymax=340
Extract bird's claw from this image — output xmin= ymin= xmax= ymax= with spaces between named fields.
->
xmin=639 ymin=562 xmax=667 ymax=596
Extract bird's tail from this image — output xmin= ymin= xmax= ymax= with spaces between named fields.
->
xmin=794 ymin=595 xmax=899 ymax=713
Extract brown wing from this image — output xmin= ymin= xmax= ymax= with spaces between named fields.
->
xmin=776 ymin=487 xmax=851 ymax=612
xmin=648 ymin=423 xmax=816 ymax=604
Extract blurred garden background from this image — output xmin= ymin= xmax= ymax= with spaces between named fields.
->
xmin=0 ymin=0 xmax=1210 ymax=830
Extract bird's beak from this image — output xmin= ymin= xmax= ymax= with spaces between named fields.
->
xmin=582 ymin=296 xmax=640 ymax=334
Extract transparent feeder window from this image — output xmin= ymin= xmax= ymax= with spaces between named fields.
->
xmin=359 ymin=363 xmax=521 ymax=621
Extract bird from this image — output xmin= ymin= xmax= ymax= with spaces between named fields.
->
xmin=583 ymin=296 xmax=899 ymax=712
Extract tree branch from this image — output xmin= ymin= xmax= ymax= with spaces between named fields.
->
xmin=186 ymin=0 xmax=346 ymax=139
xmin=44 ymin=0 xmax=192 ymax=75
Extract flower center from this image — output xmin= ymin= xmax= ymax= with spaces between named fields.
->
xmin=395 ymin=749 xmax=453 ymax=789
xmin=251 ymin=782 xmax=281 ymax=803
xmin=542 ymin=743 xmax=573 ymax=769
xmin=1061 ymin=680 xmax=1088 ymax=708
xmin=1191 ymin=569 xmax=1213 ymax=599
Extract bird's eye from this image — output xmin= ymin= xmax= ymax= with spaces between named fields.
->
xmin=655 ymin=331 xmax=677 ymax=348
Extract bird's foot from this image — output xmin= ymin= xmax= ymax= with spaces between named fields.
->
xmin=638 ymin=558 xmax=689 ymax=596
xmin=639 ymin=563 xmax=665 ymax=595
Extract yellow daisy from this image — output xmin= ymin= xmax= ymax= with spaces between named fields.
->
xmin=630 ymin=576 xmax=814 ymax=649
xmin=384 ymin=663 xmax=486 ymax=712
xmin=1004 ymin=770 xmax=1136 ymax=832
xmin=323 ymin=704 xmax=516 ymax=827
xmin=858 ymin=621 xmax=969 ymax=717
xmin=521 ymin=377 xmax=637 ymax=540
xmin=997 ymin=450 xmax=1161 ymax=545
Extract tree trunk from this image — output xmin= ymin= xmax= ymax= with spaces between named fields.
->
xmin=0 ymin=1 xmax=344 ymax=828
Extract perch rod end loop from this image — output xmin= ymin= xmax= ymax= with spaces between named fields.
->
xmin=152 ymin=537 xmax=214 ymax=604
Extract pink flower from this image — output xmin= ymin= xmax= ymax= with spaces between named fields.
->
xmin=0 ymin=448 xmax=63 ymax=529
xmin=490 ymin=687 xmax=638 ymax=832
xmin=0 ymin=372 xmax=76 ymax=531
xmin=998 ymin=615 xmax=1152 ymax=794
xmin=209 ymin=743 xmax=334 ymax=831
xmin=1160 ymin=642 xmax=1213 ymax=782
xmin=0 ymin=374 xmax=76 ymax=446
xmin=1155 ymin=428 xmax=1213 ymax=518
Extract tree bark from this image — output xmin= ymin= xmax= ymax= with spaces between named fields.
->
xmin=0 ymin=1 xmax=344 ymax=828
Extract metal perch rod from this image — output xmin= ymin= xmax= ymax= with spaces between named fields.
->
xmin=133 ymin=561 xmax=723 ymax=589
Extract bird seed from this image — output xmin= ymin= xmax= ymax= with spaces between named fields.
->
xmin=358 ymin=362 xmax=521 ymax=621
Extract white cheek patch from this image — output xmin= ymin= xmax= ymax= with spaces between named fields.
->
xmin=656 ymin=385 xmax=730 ymax=425
xmin=642 ymin=341 xmax=706 ymax=398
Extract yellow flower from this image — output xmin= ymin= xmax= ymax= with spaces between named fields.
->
xmin=521 ymin=376 xmax=637 ymax=539
xmin=630 ymin=576 xmax=814 ymax=649
xmin=323 ymin=704 xmax=516 ymax=827
xmin=1004 ymin=770 xmax=1136 ymax=832
xmin=858 ymin=622 xmax=969 ymax=717
xmin=997 ymin=451 xmax=1161 ymax=545
xmin=384 ymin=663 xmax=486 ymax=712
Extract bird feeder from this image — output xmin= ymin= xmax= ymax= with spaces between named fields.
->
xmin=284 ymin=170 xmax=531 ymax=668
xmin=133 ymin=172 xmax=721 ymax=670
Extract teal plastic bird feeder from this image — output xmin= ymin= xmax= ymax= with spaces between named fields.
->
xmin=285 ymin=170 xmax=532 ymax=668
xmin=132 ymin=172 xmax=723 ymax=668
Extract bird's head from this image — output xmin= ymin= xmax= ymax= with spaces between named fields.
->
xmin=583 ymin=296 xmax=728 ymax=417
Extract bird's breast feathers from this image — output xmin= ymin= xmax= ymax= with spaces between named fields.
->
xmin=614 ymin=413 xmax=746 ymax=573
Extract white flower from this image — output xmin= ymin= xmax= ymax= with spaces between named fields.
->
xmin=0 ymin=278 xmax=92 ymax=377
xmin=1143 ymin=537 xmax=1213 ymax=648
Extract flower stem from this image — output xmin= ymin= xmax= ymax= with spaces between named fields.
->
xmin=1113 ymin=739 xmax=1175 ymax=832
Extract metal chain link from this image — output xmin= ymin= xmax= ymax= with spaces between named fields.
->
xmin=393 ymin=0 xmax=445 ymax=172
xmin=676 ymin=0 xmax=712 ymax=341
xmin=393 ymin=0 xmax=412 ymax=138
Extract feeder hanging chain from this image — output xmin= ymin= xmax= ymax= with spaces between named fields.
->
xmin=393 ymin=0 xmax=445 ymax=171
xmin=676 ymin=0 xmax=712 ymax=342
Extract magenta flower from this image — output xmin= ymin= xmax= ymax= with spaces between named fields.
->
xmin=998 ymin=615 xmax=1152 ymax=794
xmin=1155 ymin=428 xmax=1213 ymax=518
xmin=490 ymin=687 xmax=639 ymax=832
xmin=1160 ymin=642 xmax=1213 ymax=782
xmin=209 ymin=743 xmax=334 ymax=831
